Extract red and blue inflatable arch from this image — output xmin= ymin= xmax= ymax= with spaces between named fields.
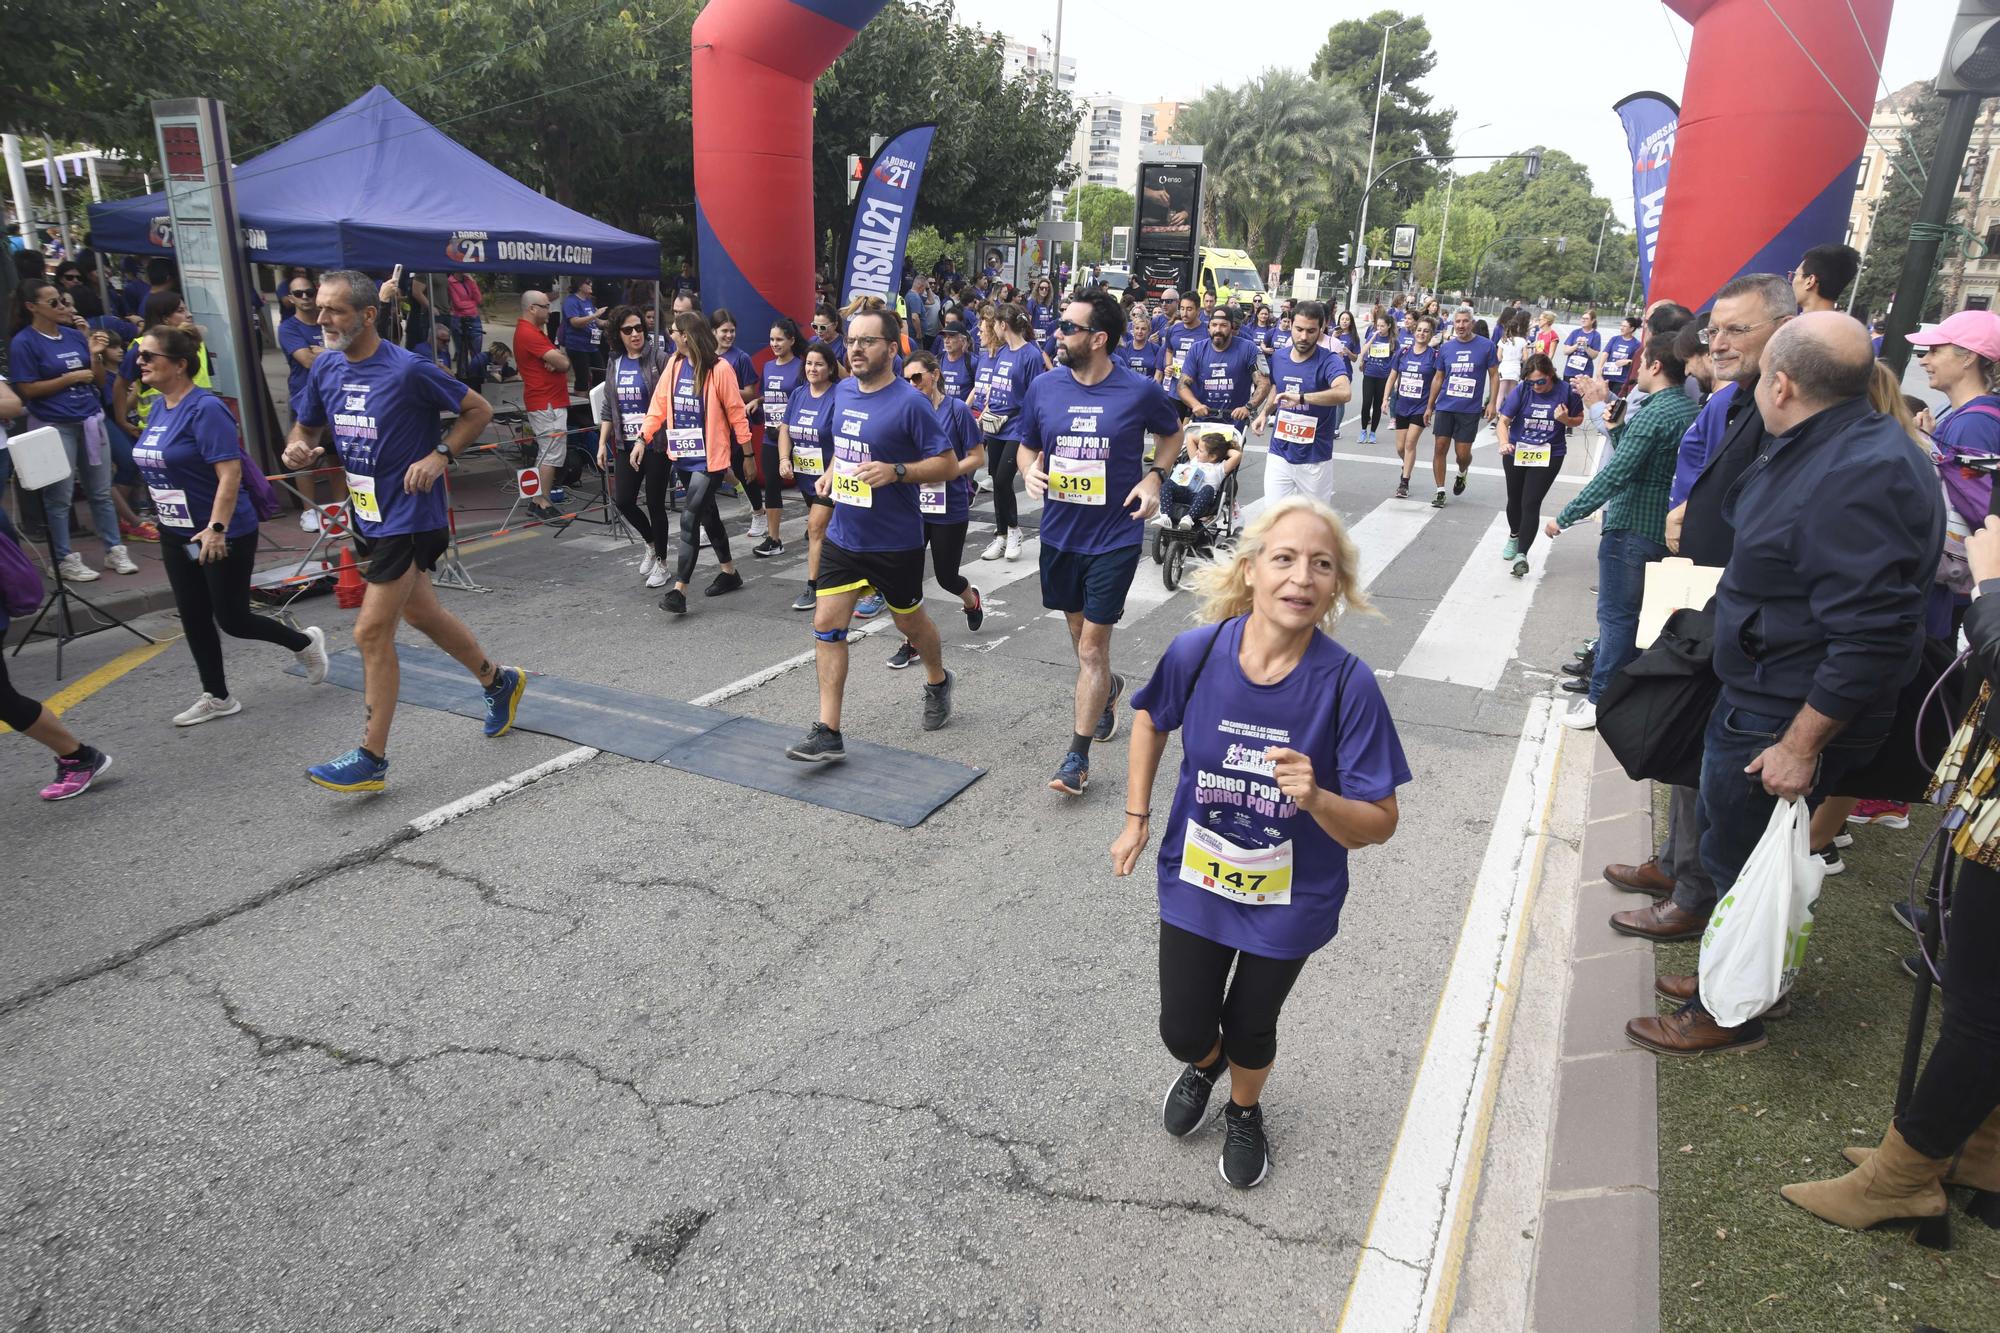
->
xmin=692 ymin=0 xmax=890 ymax=366
xmin=1650 ymin=0 xmax=1895 ymax=311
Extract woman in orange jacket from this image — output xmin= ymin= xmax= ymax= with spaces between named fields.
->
xmin=640 ymin=312 xmax=753 ymax=615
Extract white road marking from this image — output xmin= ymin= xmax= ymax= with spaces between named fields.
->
xmin=1396 ymin=512 xmax=1553 ymax=691
xmin=1347 ymin=498 xmax=1443 ymax=593
xmin=1329 ymin=450 xmax=1587 ymax=486
xmin=1337 ymin=698 xmax=1567 ymax=1332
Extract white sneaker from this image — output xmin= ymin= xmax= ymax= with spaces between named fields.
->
xmin=748 ymin=513 xmax=767 ymax=538
xmin=295 ymin=626 xmax=329 ymax=686
xmin=980 ymin=534 xmax=1006 ymax=561
xmin=978 ymin=475 xmax=994 ymax=492
xmin=639 ymin=550 xmax=657 ymax=578
xmin=104 ymin=545 xmax=139 ymax=575
xmin=173 ymin=693 xmax=242 ymax=727
xmin=300 ymin=508 xmax=322 ymax=534
xmin=1004 ymin=530 xmax=1021 ymax=560
xmin=646 ymin=566 xmax=669 ymax=588
xmin=1559 ymin=700 xmax=1597 ymax=731
xmin=58 ymin=552 xmax=100 ymax=583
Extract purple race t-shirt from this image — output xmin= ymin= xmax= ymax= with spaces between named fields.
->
xmin=1132 ymin=617 xmax=1411 ymax=959
xmin=295 ymin=340 xmax=466 ymax=537
xmin=1018 ymin=364 xmax=1182 ymax=554
xmin=1432 ymin=334 xmax=1498 ymax=413
xmin=1500 ymin=381 xmax=1586 ymax=457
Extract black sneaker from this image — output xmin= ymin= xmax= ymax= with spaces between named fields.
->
xmin=1094 ymin=673 xmax=1125 ymax=743
xmin=791 ymin=582 xmax=817 ymax=612
xmin=1560 ymin=657 xmax=1591 ymax=678
xmin=1814 ymin=845 xmax=1845 ymax=876
xmin=1560 ymin=676 xmax=1588 ymax=694
xmin=886 ymin=639 xmax=919 ymax=670
xmin=660 ymin=588 xmax=688 ymax=615
xmin=785 ymin=721 xmax=845 ymax=763
xmin=1453 ymin=469 xmax=1468 ymax=496
xmin=1430 ymin=489 xmax=1446 ymax=509
xmin=1220 ymin=1102 xmax=1270 ymax=1189
xmin=752 ymin=537 xmax=784 ymax=558
xmin=1902 ymin=953 xmax=1941 ymax=988
xmin=706 ymin=569 xmax=744 ymax=597
xmin=922 ymin=668 xmax=954 ymax=731
xmin=963 ymin=586 xmax=984 ymax=632
xmin=1162 ymin=1060 xmax=1224 ymax=1137
xmin=1395 ymin=476 xmax=1409 ymax=499
xmin=1891 ymin=900 xmax=1934 ymax=932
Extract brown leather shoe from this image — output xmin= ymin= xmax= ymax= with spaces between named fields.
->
xmin=1610 ymin=898 xmax=1711 ymax=941
xmin=1654 ymin=972 xmax=1791 ymax=1019
xmin=1606 ymin=858 xmax=1674 ymax=897
xmin=1627 ymin=1004 xmax=1767 ymax=1055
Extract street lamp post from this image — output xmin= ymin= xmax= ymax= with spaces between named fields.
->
xmin=1433 ymin=170 xmax=1454 ymax=294
xmin=1349 ymin=15 xmax=1410 ymax=315
xmin=1588 ymin=206 xmax=1613 ymax=304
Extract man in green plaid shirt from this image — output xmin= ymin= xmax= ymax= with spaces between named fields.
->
xmin=1544 ymin=331 xmax=1703 ymax=729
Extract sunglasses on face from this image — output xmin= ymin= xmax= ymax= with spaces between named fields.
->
xmin=906 ymin=371 xmax=927 ymax=383
xmin=1056 ymin=319 xmax=1098 ymax=336
xmin=289 ymin=289 xmax=311 ymax=298
xmin=1529 ymin=377 xmax=1553 ymax=389
xmin=134 ymin=348 xmax=166 ymax=363
xmin=619 ymin=323 xmax=645 ymax=335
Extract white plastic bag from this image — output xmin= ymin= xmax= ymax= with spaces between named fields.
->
xmin=1697 ymin=798 xmax=1824 ymax=1027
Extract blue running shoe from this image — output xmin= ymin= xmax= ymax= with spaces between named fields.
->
xmin=308 ymin=746 xmax=388 ymax=793
xmin=1049 ymin=750 xmax=1089 ymax=797
xmin=854 ymin=591 xmax=886 ymax=619
xmin=483 ymin=665 xmax=526 ymax=738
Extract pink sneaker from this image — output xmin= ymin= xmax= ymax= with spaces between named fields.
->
xmin=39 ymin=748 xmax=112 ymax=801
xmin=1847 ymin=798 xmax=1910 ymax=829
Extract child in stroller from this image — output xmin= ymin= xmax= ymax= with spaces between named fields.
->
xmin=1160 ymin=428 xmax=1235 ymax=533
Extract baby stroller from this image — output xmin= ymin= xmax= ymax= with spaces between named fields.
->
xmin=1149 ymin=423 xmax=1243 ymax=591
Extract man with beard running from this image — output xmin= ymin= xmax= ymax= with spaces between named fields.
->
xmin=1021 ymin=289 xmax=1184 ymax=796
xmin=1424 ymin=305 xmax=1500 ymax=506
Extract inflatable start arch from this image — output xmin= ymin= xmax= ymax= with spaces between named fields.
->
xmin=691 ymin=0 xmax=890 ymax=361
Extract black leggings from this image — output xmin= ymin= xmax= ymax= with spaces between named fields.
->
xmin=0 ymin=648 xmax=43 ymax=732
xmin=675 ymin=467 xmax=733 ymax=586
xmin=160 ymin=531 xmax=311 ymax=698
xmin=987 ymin=433 xmax=1019 ymax=531
xmin=1900 ymin=857 xmax=2000 ymax=1159
xmin=1158 ymin=920 xmax=1310 ymax=1071
xmin=571 ymin=348 xmax=604 ymax=396
xmin=1502 ymin=454 xmax=1561 ymax=554
xmin=757 ymin=434 xmax=789 ymax=511
xmin=925 ymin=518 xmax=969 ymax=597
xmin=614 ymin=445 xmax=673 ymax=558
xmin=1360 ymin=374 xmax=1388 ymax=432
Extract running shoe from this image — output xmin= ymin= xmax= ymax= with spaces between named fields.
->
xmin=646 ymin=566 xmax=669 ymax=589
xmin=40 ymin=747 xmax=112 ymax=801
xmin=104 ymin=545 xmax=139 ymax=575
xmin=748 ymin=512 xmax=767 ymax=538
xmin=855 ymin=591 xmax=886 ymax=619
xmin=529 ymin=502 xmax=565 ymax=524
xmin=307 ymin=746 xmax=388 ymax=793
xmin=1511 ymin=557 xmax=1529 ymax=578
xmin=295 ymin=625 xmax=330 ymax=686
xmin=1162 ymin=1060 xmax=1225 ymax=1137
xmin=980 ymin=534 xmax=1006 ymax=561
xmin=752 ymin=537 xmax=784 ymax=558
xmin=706 ymin=569 xmax=744 ymax=597
xmin=1848 ymin=799 xmax=1910 ymax=828
xmin=1814 ymin=845 xmax=1846 ymax=876
xmin=791 ymin=583 xmax=817 ymax=612
xmin=1094 ymin=673 xmax=1125 ymax=743
xmin=1049 ymin=750 xmax=1089 ymax=796
xmin=1395 ymin=478 xmax=1409 ymax=499
xmin=661 ymin=588 xmax=688 ymax=615
xmin=1431 ymin=489 xmax=1446 ymax=509
xmin=1005 ymin=530 xmax=1022 ymax=560
xmin=922 ymin=668 xmax=954 ymax=731
xmin=963 ymin=586 xmax=984 ymax=632
xmin=1220 ymin=1102 xmax=1270 ymax=1189
xmin=1501 ymin=537 xmax=1519 ymax=561
xmin=57 ymin=552 xmax=100 ymax=583
xmin=173 ymin=693 xmax=241 ymax=727
xmin=785 ymin=721 xmax=845 ymax=763
xmin=120 ymin=518 xmax=161 ymax=543
xmin=1559 ymin=700 xmax=1597 ymax=731
xmin=1453 ymin=469 xmax=1468 ymax=496
xmin=482 ymin=665 xmax=526 ymax=738
xmin=886 ymin=639 xmax=919 ymax=670
xmin=1833 ymin=831 xmax=1853 ymax=849
xmin=639 ymin=550 xmax=657 ymax=578
xmin=300 ymin=507 xmax=322 ymax=534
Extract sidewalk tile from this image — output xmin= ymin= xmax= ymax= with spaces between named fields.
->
xmin=1589 ymin=766 xmax=1649 ymax=823
xmin=1532 ymin=1192 xmax=1659 ymax=1333
xmin=1579 ymin=811 xmax=1650 ymax=886
xmin=1548 ymin=1050 xmax=1658 ymax=1193
xmin=1562 ymin=952 xmax=1658 ymax=1059
xmin=1575 ymin=880 xmax=1656 ymax=958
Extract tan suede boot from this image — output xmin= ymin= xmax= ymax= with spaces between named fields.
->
xmin=1841 ymin=1105 xmax=2000 ymax=1189
xmin=1783 ymin=1124 xmax=1952 ymax=1249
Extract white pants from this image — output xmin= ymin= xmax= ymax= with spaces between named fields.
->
xmin=1264 ymin=454 xmax=1335 ymax=507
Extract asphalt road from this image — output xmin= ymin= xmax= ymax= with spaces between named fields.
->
xmin=2 ymin=421 xmax=1604 ymax=1331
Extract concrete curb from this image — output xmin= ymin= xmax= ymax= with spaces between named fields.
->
xmin=1528 ymin=735 xmax=1660 ymax=1333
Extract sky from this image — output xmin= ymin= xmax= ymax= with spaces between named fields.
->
xmin=947 ymin=0 xmax=1961 ymax=228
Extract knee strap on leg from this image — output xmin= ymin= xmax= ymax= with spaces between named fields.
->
xmin=814 ymin=627 xmax=849 ymax=644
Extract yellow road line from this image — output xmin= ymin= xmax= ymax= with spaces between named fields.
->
xmin=0 ymin=634 xmax=180 ymax=732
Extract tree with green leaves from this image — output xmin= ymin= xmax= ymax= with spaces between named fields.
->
xmin=1853 ymin=82 xmax=1951 ymax=324
xmin=1062 ymin=184 xmax=1135 ymax=266
xmin=1439 ymin=149 xmax=1634 ymax=306
xmin=1169 ymin=70 xmax=1366 ymax=266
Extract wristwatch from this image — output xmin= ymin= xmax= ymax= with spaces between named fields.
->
xmin=893 ymin=461 xmax=908 ymax=482
xmin=209 ymin=522 xmax=226 ymax=535
xmin=434 ymin=442 xmax=452 ymax=457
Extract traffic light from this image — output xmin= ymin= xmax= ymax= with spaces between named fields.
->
xmin=846 ymin=154 xmax=865 ymax=204
xmin=1941 ymin=1 xmax=2000 ymax=94
xmin=1523 ymin=148 xmax=1542 ymax=182
xmin=1338 ymin=243 xmax=1351 ymax=266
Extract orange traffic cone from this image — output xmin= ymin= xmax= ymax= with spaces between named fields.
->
xmin=335 ymin=545 xmax=365 ymax=609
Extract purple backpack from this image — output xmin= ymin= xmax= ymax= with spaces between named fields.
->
xmin=238 ymin=448 xmax=285 ymax=523
xmin=0 ymin=527 xmax=45 ymax=619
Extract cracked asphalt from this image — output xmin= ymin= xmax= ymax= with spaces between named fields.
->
xmin=2 ymin=447 xmax=1600 ymax=1330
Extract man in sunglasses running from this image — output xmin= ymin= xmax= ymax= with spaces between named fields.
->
xmin=1021 ymin=289 xmax=1184 ymax=796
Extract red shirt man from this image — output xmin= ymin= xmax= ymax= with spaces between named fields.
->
xmin=515 ymin=303 xmax=567 ymax=413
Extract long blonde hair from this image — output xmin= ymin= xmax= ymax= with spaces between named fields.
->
xmin=1868 ymin=361 xmax=1926 ymax=450
xmin=1186 ymin=496 xmax=1375 ymax=633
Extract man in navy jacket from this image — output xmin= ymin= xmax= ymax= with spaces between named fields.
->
xmin=1628 ymin=312 xmax=1944 ymax=1056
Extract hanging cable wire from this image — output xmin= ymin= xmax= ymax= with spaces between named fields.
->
xmin=1659 ymin=3 xmax=1689 ymax=63
xmin=1760 ymin=0 xmax=1927 ymax=192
